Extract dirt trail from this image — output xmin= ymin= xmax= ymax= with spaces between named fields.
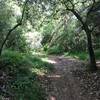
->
xmin=42 ymin=56 xmax=88 ymax=100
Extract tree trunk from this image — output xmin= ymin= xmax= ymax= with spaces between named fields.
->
xmin=86 ymin=31 xmax=97 ymax=71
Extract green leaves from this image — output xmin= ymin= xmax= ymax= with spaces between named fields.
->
xmin=0 ymin=50 xmax=53 ymax=99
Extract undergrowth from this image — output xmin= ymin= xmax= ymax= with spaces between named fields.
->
xmin=64 ymin=49 xmax=100 ymax=60
xmin=64 ymin=52 xmax=88 ymax=60
xmin=0 ymin=50 xmax=53 ymax=100
xmin=47 ymin=45 xmax=64 ymax=55
xmin=95 ymin=49 xmax=100 ymax=60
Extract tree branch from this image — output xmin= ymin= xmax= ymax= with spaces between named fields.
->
xmin=62 ymin=0 xmax=90 ymax=33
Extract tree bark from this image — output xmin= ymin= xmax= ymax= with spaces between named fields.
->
xmin=86 ymin=30 xmax=97 ymax=71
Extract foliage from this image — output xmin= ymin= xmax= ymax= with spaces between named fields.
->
xmin=55 ymin=19 xmax=87 ymax=52
xmin=0 ymin=0 xmax=99 ymax=54
xmin=95 ymin=49 xmax=100 ymax=60
xmin=41 ymin=21 xmax=55 ymax=46
xmin=0 ymin=50 xmax=53 ymax=100
xmin=0 ymin=0 xmax=100 ymax=99
xmin=64 ymin=52 xmax=88 ymax=60
xmin=6 ymin=27 xmax=30 ymax=52
xmin=0 ymin=0 xmax=31 ymax=53
xmin=47 ymin=45 xmax=64 ymax=55
xmin=64 ymin=49 xmax=100 ymax=61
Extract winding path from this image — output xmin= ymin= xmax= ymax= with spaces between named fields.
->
xmin=42 ymin=56 xmax=88 ymax=100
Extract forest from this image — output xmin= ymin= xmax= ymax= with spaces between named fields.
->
xmin=0 ymin=0 xmax=100 ymax=100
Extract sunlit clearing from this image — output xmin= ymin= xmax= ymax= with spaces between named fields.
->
xmin=31 ymin=68 xmax=47 ymax=76
xmin=47 ymin=75 xmax=61 ymax=78
xmin=41 ymin=58 xmax=57 ymax=64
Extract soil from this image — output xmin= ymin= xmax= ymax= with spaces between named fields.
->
xmin=41 ymin=56 xmax=88 ymax=100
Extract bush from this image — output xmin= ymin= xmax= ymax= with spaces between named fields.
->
xmin=0 ymin=50 xmax=31 ymax=76
xmin=95 ymin=49 xmax=100 ymax=60
xmin=64 ymin=52 xmax=88 ymax=60
xmin=64 ymin=49 xmax=100 ymax=61
xmin=0 ymin=50 xmax=53 ymax=100
xmin=47 ymin=45 xmax=64 ymax=55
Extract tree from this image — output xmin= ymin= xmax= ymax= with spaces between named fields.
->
xmin=39 ymin=0 xmax=98 ymax=70
xmin=61 ymin=0 xmax=98 ymax=71
xmin=0 ymin=0 xmax=28 ymax=56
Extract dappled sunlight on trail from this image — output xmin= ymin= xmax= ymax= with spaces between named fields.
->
xmin=47 ymin=75 xmax=61 ymax=78
xmin=41 ymin=56 xmax=87 ymax=100
xmin=41 ymin=58 xmax=57 ymax=64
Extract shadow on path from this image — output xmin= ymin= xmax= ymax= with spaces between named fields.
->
xmin=41 ymin=56 xmax=88 ymax=100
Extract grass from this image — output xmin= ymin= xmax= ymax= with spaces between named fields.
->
xmin=95 ymin=49 xmax=100 ymax=60
xmin=47 ymin=45 xmax=64 ymax=55
xmin=1 ymin=49 xmax=98 ymax=99
xmin=64 ymin=52 xmax=88 ymax=60
xmin=64 ymin=49 xmax=100 ymax=61
xmin=0 ymin=50 xmax=53 ymax=100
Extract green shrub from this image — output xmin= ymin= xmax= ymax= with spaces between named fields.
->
xmin=43 ymin=45 xmax=49 ymax=51
xmin=95 ymin=49 xmax=100 ymax=60
xmin=0 ymin=50 xmax=32 ymax=76
xmin=64 ymin=52 xmax=88 ymax=60
xmin=47 ymin=45 xmax=64 ymax=55
xmin=0 ymin=50 xmax=53 ymax=100
xmin=64 ymin=49 xmax=100 ymax=60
